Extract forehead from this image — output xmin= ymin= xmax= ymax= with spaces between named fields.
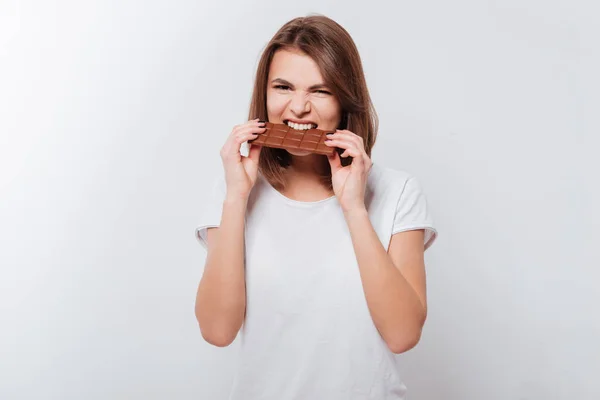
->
xmin=268 ymin=48 xmax=325 ymax=84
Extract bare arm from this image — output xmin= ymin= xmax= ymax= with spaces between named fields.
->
xmin=323 ymin=130 xmax=428 ymax=354
xmin=344 ymin=209 xmax=427 ymax=354
xmin=195 ymin=196 xmax=248 ymax=347
xmin=195 ymin=118 xmax=265 ymax=346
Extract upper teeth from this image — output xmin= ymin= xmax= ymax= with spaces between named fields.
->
xmin=287 ymin=121 xmax=315 ymax=130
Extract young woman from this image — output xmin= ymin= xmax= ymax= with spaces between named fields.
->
xmin=194 ymin=14 xmax=438 ymax=399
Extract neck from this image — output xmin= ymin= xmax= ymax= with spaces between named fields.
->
xmin=277 ymin=154 xmax=334 ymax=201
xmin=287 ymin=154 xmax=329 ymax=179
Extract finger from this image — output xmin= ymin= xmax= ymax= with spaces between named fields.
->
xmin=223 ymin=129 xmax=265 ymax=158
xmin=236 ymin=124 xmax=266 ymax=154
xmin=327 ymin=149 xmax=342 ymax=173
xmin=339 ymin=147 xmax=361 ymax=158
xmin=232 ymin=125 xmax=266 ymax=143
xmin=242 ymin=118 xmax=261 ymax=127
xmin=246 ymin=142 xmax=262 ymax=163
xmin=222 ymin=120 xmax=264 ymax=157
xmin=324 ymin=138 xmax=359 ymax=155
xmin=325 ymin=134 xmax=358 ymax=147
xmin=332 ymin=130 xmax=364 ymax=148
xmin=231 ymin=120 xmax=265 ymax=136
xmin=237 ymin=127 xmax=265 ymax=141
xmin=326 ymin=135 xmax=370 ymax=164
xmin=346 ymin=150 xmax=366 ymax=172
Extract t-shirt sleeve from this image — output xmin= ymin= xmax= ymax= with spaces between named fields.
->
xmin=194 ymin=173 xmax=227 ymax=251
xmin=392 ymin=176 xmax=438 ymax=251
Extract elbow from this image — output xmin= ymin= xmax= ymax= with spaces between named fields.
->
xmin=195 ymin=309 xmax=240 ymax=347
xmin=385 ymin=308 xmax=427 ymax=354
xmin=386 ymin=310 xmax=426 ymax=354
xmin=199 ymin=324 xmax=237 ymax=347
xmin=195 ymin=310 xmax=236 ymax=347
xmin=387 ymin=329 xmax=422 ymax=354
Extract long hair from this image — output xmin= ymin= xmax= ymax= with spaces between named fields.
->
xmin=248 ymin=14 xmax=378 ymax=190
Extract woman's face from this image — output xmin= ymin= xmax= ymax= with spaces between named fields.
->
xmin=266 ymin=48 xmax=342 ymax=157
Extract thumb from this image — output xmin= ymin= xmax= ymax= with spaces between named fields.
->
xmin=247 ymin=143 xmax=262 ymax=163
xmin=327 ymin=150 xmax=342 ymax=174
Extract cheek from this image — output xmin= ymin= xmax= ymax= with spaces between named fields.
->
xmin=266 ymin=93 xmax=287 ymax=115
xmin=315 ymin=98 xmax=342 ymax=121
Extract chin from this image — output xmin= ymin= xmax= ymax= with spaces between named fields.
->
xmin=285 ymin=149 xmax=313 ymax=157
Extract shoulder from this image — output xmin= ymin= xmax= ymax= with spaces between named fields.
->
xmin=366 ymin=163 xmax=433 ymax=217
xmin=367 ymin=163 xmax=416 ymax=196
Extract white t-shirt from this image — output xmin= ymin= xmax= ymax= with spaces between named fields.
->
xmin=195 ymin=162 xmax=438 ymax=400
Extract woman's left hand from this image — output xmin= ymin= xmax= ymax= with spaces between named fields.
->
xmin=324 ymin=129 xmax=373 ymax=213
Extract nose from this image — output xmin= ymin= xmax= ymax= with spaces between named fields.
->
xmin=289 ymin=92 xmax=311 ymax=115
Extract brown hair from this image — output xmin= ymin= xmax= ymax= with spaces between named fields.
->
xmin=248 ymin=14 xmax=378 ymax=190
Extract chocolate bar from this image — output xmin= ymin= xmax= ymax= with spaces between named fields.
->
xmin=249 ymin=122 xmax=336 ymax=156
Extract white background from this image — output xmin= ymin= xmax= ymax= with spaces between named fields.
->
xmin=1 ymin=0 xmax=598 ymax=399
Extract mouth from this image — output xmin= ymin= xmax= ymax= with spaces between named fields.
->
xmin=283 ymin=120 xmax=318 ymax=130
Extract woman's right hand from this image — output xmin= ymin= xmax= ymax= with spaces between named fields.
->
xmin=219 ymin=118 xmax=266 ymax=200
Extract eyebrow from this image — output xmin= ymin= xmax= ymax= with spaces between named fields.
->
xmin=271 ymin=78 xmax=329 ymax=91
